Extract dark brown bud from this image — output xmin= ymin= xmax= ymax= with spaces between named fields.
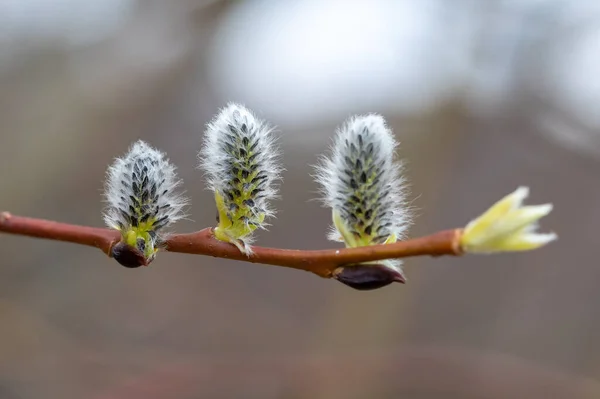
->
xmin=111 ymin=242 xmax=148 ymax=268
xmin=333 ymin=264 xmax=406 ymax=291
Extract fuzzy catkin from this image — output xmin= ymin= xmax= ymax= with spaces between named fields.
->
xmin=316 ymin=114 xmax=411 ymax=268
xmin=199 ymin=103 xmax=281 ymax=250
xmin=103 ymin=140 xmax=187 ymax=238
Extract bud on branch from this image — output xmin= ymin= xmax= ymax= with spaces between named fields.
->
xmin=103 ymin=140 xmax=188 ymax=267
xmin=315 ymin=114 xmax=412 ymax=289
xmin=199 ymin=103 xmax=281 ymax=255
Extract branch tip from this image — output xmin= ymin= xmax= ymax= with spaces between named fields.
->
xmin=460 ymin=187 xmax=556 ymax=254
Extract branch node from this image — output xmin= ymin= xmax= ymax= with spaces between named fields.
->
xmin=452 ymin=228 xmax=464 ymax=255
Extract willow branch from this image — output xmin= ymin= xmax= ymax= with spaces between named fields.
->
xmin=166 ymin=228 xmax=462 ymax=277
xmin=0 ymin=212 xmax=121 ymax=253
xmin=0 ymin=212 xmax=462 ymax=278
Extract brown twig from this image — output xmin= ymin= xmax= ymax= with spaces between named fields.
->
xmin=0 ymin=212 xmax=120 ymax=254
xmin=0 ymin=211 xmax=463 ymax=279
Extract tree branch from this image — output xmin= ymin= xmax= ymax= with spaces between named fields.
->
xmin=0 ymin=212 xmax=120 ymax=254
xmin=0 ymin=211 xmax=462 ymax=279
xmin=166 ymin=228 xmax=462 ymax=277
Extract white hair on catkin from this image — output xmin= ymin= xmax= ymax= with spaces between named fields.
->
xmin=103 ymin=140 xmax=188 ymax=235
xmin=315 ymin=114 xmax=411 ymax=268
xmin=199 ymin=103 xmax=281 ymax=236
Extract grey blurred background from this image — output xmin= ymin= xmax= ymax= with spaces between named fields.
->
xmin=0 ymin=0 xmax=599 ymax=398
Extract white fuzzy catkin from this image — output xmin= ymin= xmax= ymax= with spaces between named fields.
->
xmin=199 ymin=102 xmax=281 ymax=244
xmin=103 ymin=140 xmax=187 ymax=236
xmin=315 ymin=114 xmax=411 ymax=268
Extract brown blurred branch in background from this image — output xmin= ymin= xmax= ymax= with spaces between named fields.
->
xmin=0 ymin=211 xmax=462 ymax=279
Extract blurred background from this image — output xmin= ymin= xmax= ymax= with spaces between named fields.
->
xmin=0 ymin=0 xmax=599 ymax=397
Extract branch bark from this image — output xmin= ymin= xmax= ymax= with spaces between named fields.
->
xmin=0 ymin=211 xmax=463 ymax=279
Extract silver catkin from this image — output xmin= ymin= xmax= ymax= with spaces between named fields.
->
xmin=199 ymin=103 xmax=282 ymax=246
xmin=103 ymin=140 xmax=187 ymax=236
xmin=315 ymin=114 xmax=411 ymax=269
